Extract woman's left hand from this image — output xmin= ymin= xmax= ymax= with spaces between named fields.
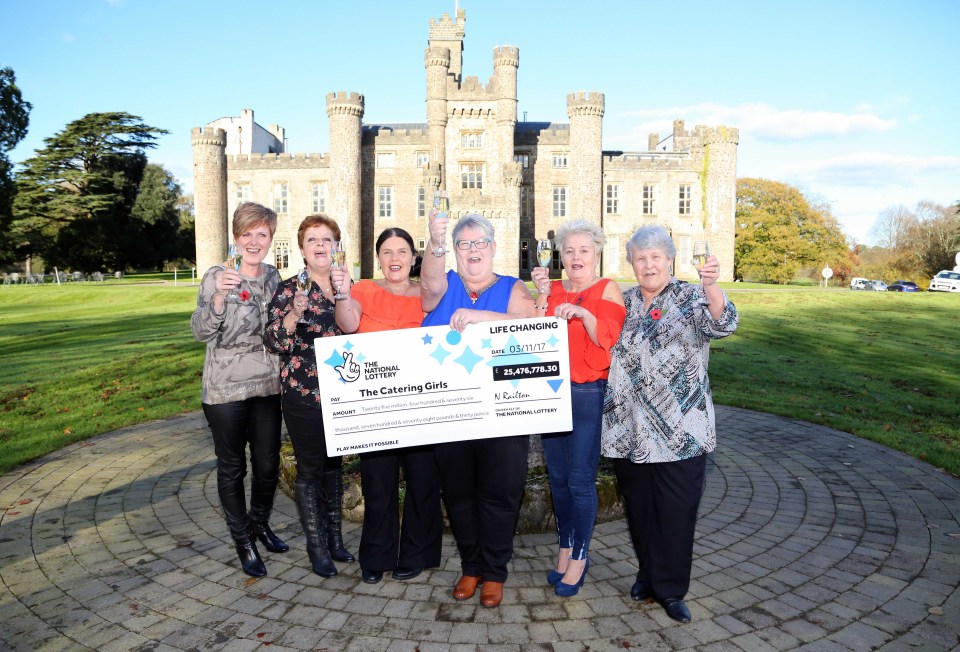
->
xmin=699 ymin=255 xmax=720 ymax=287
xmin=553 ymin=302 xmax=589 ymax=321
xmin=450 ymin=308 xmax=478 ymax=333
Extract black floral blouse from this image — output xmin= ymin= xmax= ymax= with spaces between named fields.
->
xmin=264 ymin=277 xmax=342 ymax=408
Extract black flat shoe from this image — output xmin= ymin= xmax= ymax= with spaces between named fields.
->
xmin=361 ymin=568 xmax=384 ymax=584
xmin=392 ymin=566 xmax=423 ymax=581
xmin=631 ymin=580 xmax=651 ymax=602
xmin=660 ymin=597 xmax=691 ymax=623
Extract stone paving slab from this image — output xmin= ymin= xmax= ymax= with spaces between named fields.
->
xmin=1 ymin=406 xmax=958 ymax=651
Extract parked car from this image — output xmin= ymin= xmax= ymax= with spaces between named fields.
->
xmin=887 ymin=280 xmax=919 ymax=292
xmin=870 ymin=280 xmax=887 ymax=291
xmin=849 ymin=277 xmax=871 ymax=290
xmin=928 ymin=270 xmax=960 ymax=292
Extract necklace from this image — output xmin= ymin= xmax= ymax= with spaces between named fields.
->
xmin=459 ymin=273 xmax=499 ymax=304
xmin=564 ymin=279 xmax=594 ymax=306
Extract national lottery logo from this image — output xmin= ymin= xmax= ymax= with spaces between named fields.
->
xmin=333 ymin=351 xmax=360 ymax=383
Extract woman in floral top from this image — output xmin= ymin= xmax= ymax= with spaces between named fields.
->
xmin=602 ymin=225 xmax=738 ymax=624
xmin=190 ymin=202 xmax=287 ymax=579
xmin=264 ymin=214 xmax=354 ymax=578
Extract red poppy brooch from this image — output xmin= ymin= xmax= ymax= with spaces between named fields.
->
xmin=239 ymin=290 xmax=251 ymax=302
xmin=650 ymin=308 xmax=662 ymax=321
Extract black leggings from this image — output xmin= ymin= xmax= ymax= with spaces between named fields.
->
xmin=202 ymin=394 xmax=282 ymax=541
xmin=281 ymin=398 xmax=341 ymax=483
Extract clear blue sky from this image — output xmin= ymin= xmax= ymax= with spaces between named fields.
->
xmin=3 ymin=0 xmax=958 ymax=244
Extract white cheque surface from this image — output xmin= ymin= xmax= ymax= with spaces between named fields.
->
xmin=314 ymin=317 xmax=572 ymax=456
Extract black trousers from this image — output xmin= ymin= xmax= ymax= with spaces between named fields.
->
xmin=612 ymin=454 xmax=707 ymax=601
xmin=202 ymin=394 xmax=282 ymax=541
xmin=281 ymin=398 xmax=340 ymax=482
xmin=358 ymin=446 xmax=442 ymax=571
xmin=434 ymin=435 xmax=529 ymax=583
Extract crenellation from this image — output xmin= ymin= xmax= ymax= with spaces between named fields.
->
xmin=493 ymin=45 xmax=519 ymax=66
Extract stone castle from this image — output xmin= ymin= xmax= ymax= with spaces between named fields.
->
xmin=192 ymin=9 xmax=738 ymax=282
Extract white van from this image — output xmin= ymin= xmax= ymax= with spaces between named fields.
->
xmin=849 ymin=277 xmax=870 ymax=290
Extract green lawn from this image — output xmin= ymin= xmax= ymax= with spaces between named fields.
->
xmin=1 ymin=283 xmax=958 ymax=477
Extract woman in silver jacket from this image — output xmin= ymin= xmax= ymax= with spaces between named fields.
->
xmin=190 ymin=202 xmax=288 ymax=577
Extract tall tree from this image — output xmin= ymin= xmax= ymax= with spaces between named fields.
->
xmin=130 ymin=163 xmax=182 ymax=269
xmin=0 ymin=67 xmax=32 ymax=264
xmin=12 ymin=112 xmax=167 ymax=270
xmin=735 ymin=178 xmax=849 ymax=284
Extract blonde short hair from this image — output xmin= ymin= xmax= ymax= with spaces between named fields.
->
xmin=232 ymin=202 xmax=277 ymax=239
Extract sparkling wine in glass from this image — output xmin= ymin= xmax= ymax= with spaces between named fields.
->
xmin=331 ymin=241 xmax=347 ymax=300
xmin=431 ymin=190 xmax=450 ymax=256
xmin=226 ymin=243 xmax=242 ymax=296
xmin=692 ymin=240 xmax=710 ymax=275
xmin=536 ymin=238 xmax=553 ymax=268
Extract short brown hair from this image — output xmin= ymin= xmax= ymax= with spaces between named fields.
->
xmin=232 ymin=202 xmax=277 ymax=239
xmin=297 ymin=214 xmax=341 ymax=248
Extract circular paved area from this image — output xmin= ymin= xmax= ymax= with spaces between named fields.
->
xmin=1 ymin=406 xmax=958 ymax=651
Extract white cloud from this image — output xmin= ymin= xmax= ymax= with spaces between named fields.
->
xmin=790 ymin=153 xmax=960 ymax=188
xmin=618 ymin=103 xmax=897 ymax=142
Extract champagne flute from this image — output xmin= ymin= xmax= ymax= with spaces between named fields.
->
xmin=331 ymin=241 xmax=347 ymax=300
xmin=295 ymin=268 xmax=310 ymax=321
xmin=226 ymin=243 xmax=243 ymax=297
xmin=431 ymin=190 xmax=449 ymax=256
xmin=536 ymin=238 xmax=553 ymax=294
xmin=692 ymin=240 xmax=710 ymax=276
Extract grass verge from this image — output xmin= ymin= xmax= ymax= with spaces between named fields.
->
xmin=1 ymin=283 xmax=957 ymax=477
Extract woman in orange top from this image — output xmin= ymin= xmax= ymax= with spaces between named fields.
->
xmin=331 ymin=228 xmax=441 ymax=585
xmin=531 ymin=219 xmax=626 ymax=597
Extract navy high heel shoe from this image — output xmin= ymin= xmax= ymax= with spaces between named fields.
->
xmin=546 ymin=569 xmax=564 ymax=586
xmin=555 ymin=558 xmax=589 ymax=597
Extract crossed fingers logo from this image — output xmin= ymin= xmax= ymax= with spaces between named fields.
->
xmin=335 ymin=351 xmax=361 ymax=383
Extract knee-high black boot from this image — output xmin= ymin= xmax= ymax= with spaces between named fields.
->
xmin=250 ymin=478 xmax=288 ymax=553
xmin=320 ymin=470 xmax=355 ymax=563
xmin=294 ymin=481 xmax=337 ymax=577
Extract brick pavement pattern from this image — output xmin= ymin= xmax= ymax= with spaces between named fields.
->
xmin=1 ymin=406 xmax=958 ymax=651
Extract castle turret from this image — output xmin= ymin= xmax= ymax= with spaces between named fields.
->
xmin=702 ymin=126 xmax=739 ymax=282
xmin=566 ymin=91 xmax=605 ymax=226
xmin=191 ymin=127 xmax=228 ymax=274
xmin=424 ymin=46 xmax=450 ymax=186
xmin=326 ymin=91 xmax=365 ymax=268
xmin=428 ymin=9 xmax=465 ymax=81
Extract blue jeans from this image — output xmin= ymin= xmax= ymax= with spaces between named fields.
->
xmin=541 ymin=379 xmax=605 ymax=561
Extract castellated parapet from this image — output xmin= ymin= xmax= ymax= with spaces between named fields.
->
xmin=191 ymin=127 xmax=228 ymax=276
xmin=429 ymin=9 xmax=466 ymax=80
xmin=493 ymin=46 xmax=519 ymax=68
xmin=228 ymin=153 xmax=329 ymax=170
xmin=566 ymin=91 xmax=605 ymax=117
xmin=325 ymin=91 xmax=365 ymax=117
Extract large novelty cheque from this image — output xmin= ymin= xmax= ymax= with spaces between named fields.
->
xmin=314 ymin=317 xmax=573 ymax=456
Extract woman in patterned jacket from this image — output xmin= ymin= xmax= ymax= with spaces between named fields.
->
xmin=602 ymin=225 xmax=738 ymax=624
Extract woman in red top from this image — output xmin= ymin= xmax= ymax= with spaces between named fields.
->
xmin=531 ymin=219 xmax=626 ymax=597
xmin=331 ymin=228 xmax=442 ymax=585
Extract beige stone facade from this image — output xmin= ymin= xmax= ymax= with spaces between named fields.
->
xmin=192 ymin=9 xmax=738 ymax=281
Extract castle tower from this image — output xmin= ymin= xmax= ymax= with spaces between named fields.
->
xmin=424 ymin=46 xmax=450 ymax=185
xmin=191 ymin=127 xmax=228 ymax=274
xmin=702 ymin=126 xmax=739 ymax=282
xmin=428 ymin=9 xmax=465 ymax=82
xmin=566 ymin=91 xmax=605 ymax=226
xmin=325 ymin=91 xmax=365 ymax=267
xmin=493 ymin=46 xmax=521 ymax=276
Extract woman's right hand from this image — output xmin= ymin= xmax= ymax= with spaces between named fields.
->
xmin=531 ymin=266 xmax=551 ymax=296
xmin=215 ymin=268 xmax=242 ymax=295
xmin=289 ymin=290 xmax=310 ymax=319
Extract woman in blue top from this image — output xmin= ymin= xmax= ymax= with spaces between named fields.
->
xmin=421 ymin=212 xmax=535 ymax=608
